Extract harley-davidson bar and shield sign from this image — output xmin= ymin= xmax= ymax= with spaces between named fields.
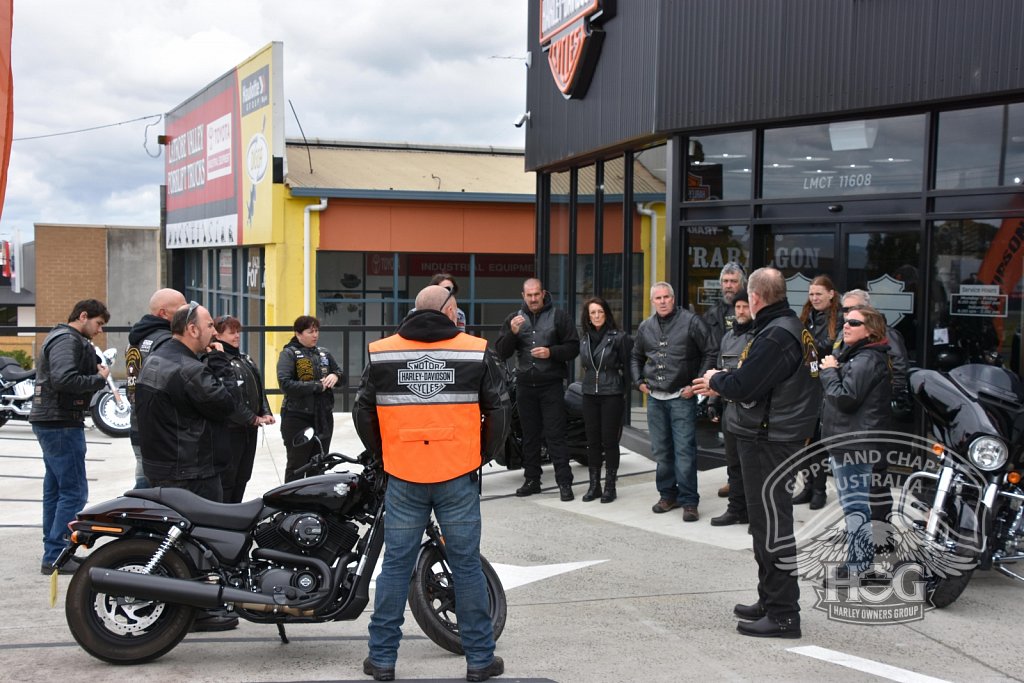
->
xmin=540 ymin=0 xmax=614 ymax=99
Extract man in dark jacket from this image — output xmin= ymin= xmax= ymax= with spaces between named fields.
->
xmin=136 ymin=301 xmax=237 ymax=501
xmin=354 ymin=285 xmax=509 ymax=682
xmin=694 ymin=267 xmax=822 ymax=639
xmin=31 ymin=299 xmax=110 ymax=575
xmin=125 ymin=288 xmax=187 ymax=488
xmin=495 ymin=278 xmax=579 ymax=500
xmin=631 ymin=281 xmax=717 ymax=522
xmin=702 ymin=261 xmax=747 ymax=348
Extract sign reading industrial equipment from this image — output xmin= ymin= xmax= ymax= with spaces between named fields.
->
xmin=539 ymin=0 xmax=614 ymax=99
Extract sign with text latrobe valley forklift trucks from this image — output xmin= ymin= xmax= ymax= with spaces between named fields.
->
xmin=539 ymin=0 xmax=614 ymax=99
xmin=164 ymin=42 xmax=283 ymax=249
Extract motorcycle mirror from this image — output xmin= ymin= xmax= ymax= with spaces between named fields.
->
xmin=103 ymin=348 xmax=117 ymax=364
xmin=292 ymin=427 xmax=316 ymax=448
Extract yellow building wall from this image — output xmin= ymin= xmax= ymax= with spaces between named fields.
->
xmin=638 ymin=202 xmax=667 ymax=319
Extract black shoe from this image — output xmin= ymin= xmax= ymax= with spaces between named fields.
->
xmin=792 ymin=488 xmax=812 ymax=505
xmin=710 ymin=510 xmax=749 ymax=527
xmin=809 ymin=490 xmax=827 ymax=510
xmin=600 ymin=476 xmax=617 ymax=504
xmin=363 ymin=657 xmax=395 ymax=681
xmin=41 ymin=556 xmax=81 ymax=576
xmin=736 ymin=615 xmax=801 ymax=639
xmin=581 ymin=470 xmax=602 ymax=502
xmin=559 ymin=485 xmax=574 ymax=502
xmin=190 ymin=610 xmax=239 ymax=632
xmin=515 ymin=479 xmax=541 ymax=497
xmin=466 ymin=655 xmax=504 ymax=682
xmin=733 ymin=601 xmax=767 ymax=620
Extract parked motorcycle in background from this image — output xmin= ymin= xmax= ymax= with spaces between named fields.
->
xmin=88 ymin=345 xmax=130 ymax=438
xmin=0 ymin=355 xmax=35 ymax=427
xmin=899 ymin=363 xmax=1024 ymax=607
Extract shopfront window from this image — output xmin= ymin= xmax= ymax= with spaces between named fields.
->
xmin=935 ymin=103 xmax=1024 ymax=189
xmin=763 ymin=114 xmax=926 ymax=198
xmin=686 ymin=131 xmax=753 ymax=201
xmin=929 ymin=218 xmax=1024 ymax=374
xmin=687 ymin=225 xmax=751 ymax=318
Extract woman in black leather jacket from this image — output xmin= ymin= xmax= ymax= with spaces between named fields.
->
xmin=819 ymin=305 xmax=892 ymax=577
xmin=578 ymin=297 xmax=631 ymax=503
xmin=276 ymin=316 xmax=342 ymax=482
xmin=794 ymin=274 xmax=844 ymax=508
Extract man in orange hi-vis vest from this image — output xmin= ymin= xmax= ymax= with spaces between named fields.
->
xmin=354 ymin=284 xmax=510 ymax=683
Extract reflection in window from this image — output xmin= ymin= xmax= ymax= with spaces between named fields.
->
xmin=686 ymin=225 xmax=750 ymax=316
xmin=686 ymin=131 xmax=753 ymax=201
xmin=763 ymin=115 xmax=925 ymax=198
xmin=935 ymin=103 xmax=1024 ymax=189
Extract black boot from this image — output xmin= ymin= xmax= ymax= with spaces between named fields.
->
xmin=581 ymin=467 xmax=602 ymax=502
xmin=600 ymin=469 xmax=617 ymax=503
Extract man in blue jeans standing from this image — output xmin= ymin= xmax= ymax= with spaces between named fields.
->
xmin=30 ymin=299 xmax=110 ymax=574
xmin=631 ymin=282 xmax=716 ymax=522
xmin=354 ymin=285 xmax=510 ymax=682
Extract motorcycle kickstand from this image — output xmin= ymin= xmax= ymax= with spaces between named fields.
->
xmin=276 ymin=622 xmax=289 ymax=644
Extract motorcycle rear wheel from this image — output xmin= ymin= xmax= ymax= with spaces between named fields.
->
xmin=91 ymin=388 xmax=131 ymax=437
xmin=66 ymin=538 xmax=196 ymax=664
xmin=408 ymin=546 xmax=506 ymax=655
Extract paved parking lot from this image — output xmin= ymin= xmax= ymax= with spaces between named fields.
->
xmin=1 ymin=417 xmax=1020 ymax=682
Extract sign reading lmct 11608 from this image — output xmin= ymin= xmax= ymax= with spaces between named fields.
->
xmin=539 ymin=0 xmax=614 ymax=99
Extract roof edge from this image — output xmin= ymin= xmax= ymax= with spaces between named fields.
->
xmin=288 ymin=188 xmax=535 ymax=203
xmin=285 ymin=138 xmax=525 ymax=156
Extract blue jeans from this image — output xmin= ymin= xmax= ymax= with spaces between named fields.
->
xmin=34 ymin=424 xmax=88 ymax=564
xmin=831 ymin=453 xmax=874 ymax=573
xmin=647 ymin=395 xmax=699 ymax=506
xmin=368 ymin=474 xmax=494 ymax=669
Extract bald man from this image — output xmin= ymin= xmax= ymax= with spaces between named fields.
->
xmin=126 ymin=288 xmax=187 ymax=488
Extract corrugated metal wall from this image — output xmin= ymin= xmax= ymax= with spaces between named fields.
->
xmin=527 ymin=0 xmax=1024 ymax=170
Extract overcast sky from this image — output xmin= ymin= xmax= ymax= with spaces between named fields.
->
xmin=0 ymin=1 xmax=529 ymax=241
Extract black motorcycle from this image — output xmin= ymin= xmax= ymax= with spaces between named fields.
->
xmin=898 ymin=363 xmax=1024 ymax=607
xmin=58 ymin=435 xmax=507 ymax=664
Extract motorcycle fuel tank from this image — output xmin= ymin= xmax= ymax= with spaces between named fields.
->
xmin=263 ymin=472 xmax=366 ymax=515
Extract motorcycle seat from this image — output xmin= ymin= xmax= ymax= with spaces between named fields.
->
xmin=126 ymin=488 xmax=265 ymax=531
xmin=0 ymin=366 xmax=34 ymax=381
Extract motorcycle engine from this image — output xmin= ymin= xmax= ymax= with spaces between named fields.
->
xmin=254 ymin=511 xmax=360 ymax=565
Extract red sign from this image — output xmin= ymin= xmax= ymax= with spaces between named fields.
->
xmin=366 ymin=253 xmax=535 ymax=279
xmin=539 ymin=0 xmax=613 ymax=99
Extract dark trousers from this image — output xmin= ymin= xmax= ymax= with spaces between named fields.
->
xmin=723 ymin=430 xmax=747 ymax=517
xmin=218 ymin=426 xmax=260 ymax=503
xmin=518 ymin=381 xmax=572 ymax=486
xmin=582 ymin=393 xmax=624 ymax=471
xmin=149 ymin=474 xmax=223 ymax=502
xmin=281 ymin=412 xmax=333 ymax=482
xmin=736 ymin=437 xmax=801 ymax=620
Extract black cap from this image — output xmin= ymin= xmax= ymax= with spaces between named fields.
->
xmin=733 ymin=289 xmax=749 ymax=304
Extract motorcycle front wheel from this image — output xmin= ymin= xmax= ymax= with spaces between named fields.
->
xmin=91 ymin=388 xmax=131 ymax=437
xmin=65 ymin=538 xmax=196 ymax=664
xmin=408 ymin=546 xmax=507 ymax=655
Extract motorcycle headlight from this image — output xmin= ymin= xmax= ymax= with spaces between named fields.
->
xmin=967 ymin=436 xmax=1008 ymax=471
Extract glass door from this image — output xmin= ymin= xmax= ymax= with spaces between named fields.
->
xmin=758 ymin=226 xmax=839 ymax=315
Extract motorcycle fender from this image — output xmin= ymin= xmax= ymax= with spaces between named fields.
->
xmin=190 ymin=526 xmax=250 ymax=565
xmin=75 ymin=495 xmax=189 ymax=528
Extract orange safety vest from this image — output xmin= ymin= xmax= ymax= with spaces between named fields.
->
xmin=367 ymin=332 xmax=488 ymax=483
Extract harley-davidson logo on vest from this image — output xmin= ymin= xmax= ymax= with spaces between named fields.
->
xmin=397 ymin=355 xmax=455 ymax=399
xmin=540 ymin=0 xmax=614 ymax=99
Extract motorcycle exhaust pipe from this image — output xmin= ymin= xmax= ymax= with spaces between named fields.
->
xmin=88 ymin=568 xmax=318 ymax=615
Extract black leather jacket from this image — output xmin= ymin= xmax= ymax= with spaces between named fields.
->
xmin=219 ymin=342 xmax=272 ymax=430
xmin=702 ymin=299 xmax=736 ymax=348
xmin=630 ymin=307 xmax=717 ymax=393
xmin=276 ymin=337 xmax=342 ymax=417
xmin=495 ymin=293 xmax=579 ymax=387
xmin=29 ymin=324 xmax=105 ymax=424
xmin=579 ymin=327 xmax=632 ymax=396
xmin=820 ymin=339 xmax=892 ymax=447
xmin=136 ymin=338 xmax=237 ymax=480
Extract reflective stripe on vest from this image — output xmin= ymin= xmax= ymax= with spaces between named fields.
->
xmin=368 ymin=332 xmax=487 ymax=483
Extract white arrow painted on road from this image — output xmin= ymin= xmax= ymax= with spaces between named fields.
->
xmin=789 ymin=646 xmax=952 ymax=683
xmin=490 ymin=560 xmax=607 ymax=590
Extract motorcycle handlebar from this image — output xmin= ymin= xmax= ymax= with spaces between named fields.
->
xmin=293 ymin=451 xmax=363 ymax=476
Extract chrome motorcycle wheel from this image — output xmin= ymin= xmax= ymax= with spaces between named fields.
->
xmin=66 ymin=539 xmax=196 ymax=664
xmin=408 ymin=546 xmax=507 ymax=655
xmin=91 ymin=388 xmax=131 ymax=437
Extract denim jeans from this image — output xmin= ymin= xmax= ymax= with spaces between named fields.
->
xmin=646 ymin=395 xmax=699 ymax=506
xmin=368 ymin=474 xmax=494 ymax=669
xmin=831 ymin=453 xmax=874 ymax=572
xmin=34 ymin=424 xmax=88 ymax=564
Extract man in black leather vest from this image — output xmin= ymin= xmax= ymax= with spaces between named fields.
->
xmin=495 ymin=278 xmax=579 ymax=500
xmin=694 ymin=267 xmax=821 ymax=639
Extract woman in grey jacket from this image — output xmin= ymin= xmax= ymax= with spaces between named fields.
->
xmin=819 ymin=305 xmax=892 ymax=577
xmin=579 ymin=298 xmax=631 ymax=503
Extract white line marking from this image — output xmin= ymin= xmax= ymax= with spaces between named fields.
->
xmin=788 ymin=646 xmax=952 ymax=683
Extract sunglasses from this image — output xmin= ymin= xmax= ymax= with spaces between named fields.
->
xmin=844 ymin=319 xmax=866 ymax=327
xmin=215 ymin=314 xmax=233 ymax=326
xmin=439 ymin=287 xmax=455 ymax=312
xmin=185 ymin=300 xmax=200 ymax=327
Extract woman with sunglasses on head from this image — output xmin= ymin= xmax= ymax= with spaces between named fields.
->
xmin=277 ymin=315 xmax=343 ymax=482
xmin=818 ymin=306 xmax=892 ymax=581
xmin=578 ymin=297 xmax=632 ymax=503
xmin=211 ymin=315 xmax=275 ymax=502
xmin=794 ymin=274 xmax=844 ymax=509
